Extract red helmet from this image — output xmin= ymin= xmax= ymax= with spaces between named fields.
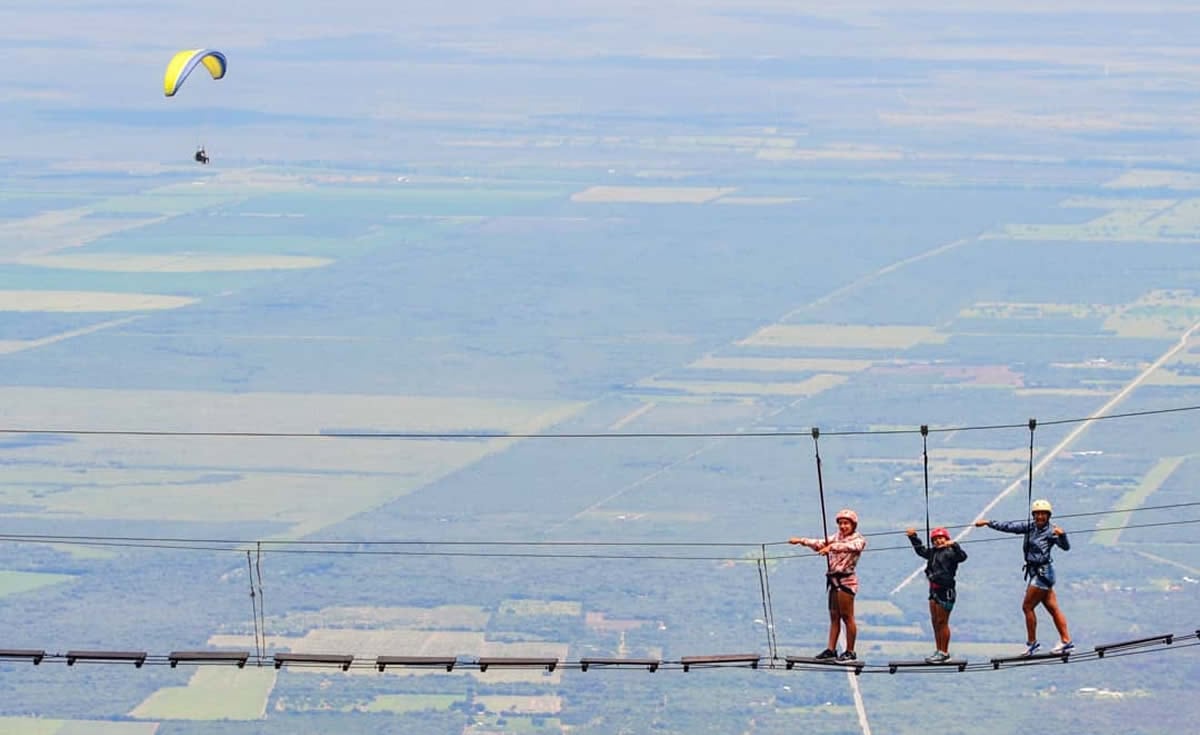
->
xmin=835 ymin=509 xmax=858 ymax=528
xmin=930 ymin=527 xmax=950 ymax=541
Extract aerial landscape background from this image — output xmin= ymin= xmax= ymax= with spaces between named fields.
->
xmin=2 ymin=1 xmax=1199 ymax=733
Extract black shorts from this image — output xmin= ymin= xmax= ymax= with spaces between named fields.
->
xmin=929 ymin=585 xmax=956 ymax=612
xmin=827 ymin=584 xmax=855 ymax=611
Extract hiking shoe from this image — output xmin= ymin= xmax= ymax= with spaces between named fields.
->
xmin=925 ymin=651 xmax=950 ymax=664
xmin=837 ymin=650 xmax=857 ymax=662
xmin=1020 ymin=641 xmax=1041 ymax=657
xmin=814 ymin=648 xmax=837 ymax=660
xmin=1051 ymin=640 xmax=1075 ymax=655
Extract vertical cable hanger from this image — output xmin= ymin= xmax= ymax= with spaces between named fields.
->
xmin=255 ymin=542 xmax=266 ymax=662
xmin=1024 ymin=418 xmax=1037 ymax=555
xmin=246 ymin=550 xmax=262 ymax=665
xmin=757 ymin=545 xmax=779 ymax=664
xmin=921 ymin=424 xmax=931 ymax=546
xmin=811 ymin=427 xmax=831 ymax=563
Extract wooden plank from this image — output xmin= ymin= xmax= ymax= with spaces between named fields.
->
xmin=65 ymin=650 xmax=147 ymax=668
xmin=680 ymin=654 xmax=760 ymax=672
xmin=477 ymin=657 xmax=557 ymax=673
xmin=887 ymin=659 xmax=967 ymax=673
xmin=375 ymin=655 xmax=457 ymax=672
xmin=990 ymin=651 xmax=1069 ymax=669
xmin=783 ymin=655 xmax=864 ymax=674
xmin=579 ymin=657 xmax=660 ymax=672
xmin=0 ymin=649 xmax=45 ymax=664
xmin=1094 ymin=634 xmax=1172 ymax=658
xmin=167 ymin=650 xmax=251 ymax=668
xmin=273 ymin=653 xmax=354 ymax=671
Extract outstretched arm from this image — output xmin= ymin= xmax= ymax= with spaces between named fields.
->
xmin=827 ymin=535 xmax=866 ymax=553
xmin=977 ymin=519 xmax=1028 ymax=535
xmin=906 ymin=529 xmax=929 ymax=558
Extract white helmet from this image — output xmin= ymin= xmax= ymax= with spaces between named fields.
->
xmin=1031 ymin=499 xmax=1053 ymax=515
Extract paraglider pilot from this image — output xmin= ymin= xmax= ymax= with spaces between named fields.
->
xmin=194 ymin=147 xmax=209 ymax=165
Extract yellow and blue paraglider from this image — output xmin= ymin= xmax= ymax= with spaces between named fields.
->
xmin=163 ymin=49 xmax=226 ymax=97
xmin=164 ymin=49 xmax=226 ymax=164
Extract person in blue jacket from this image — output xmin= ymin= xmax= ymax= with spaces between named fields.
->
xmin=907 ymin=526 xmax=967 ymax=664
xmin=975 ymin=499 xmax=1073 ymax=656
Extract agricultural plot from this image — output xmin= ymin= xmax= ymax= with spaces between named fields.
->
xmin=999 ymin=197 xmax=1200 ymax=242
xmin=740 ymin=325 xmax=948 ymax=350
xmin=570 ymin=186 xmax=736 ymax=204
xmin=636 ymin=374 xmax=848 ymax=398
xmin=130 ymin=667 xmax=276 ymax=720
xmin=362 ymin=694 xmax=459 ymax=714
xmin=0 ymin=570 xmax=74 ymax=598
xmin=0 ymin=720 xmax=159 ymax=735
xmin=0 ymin=387 xmax=584 ymax=534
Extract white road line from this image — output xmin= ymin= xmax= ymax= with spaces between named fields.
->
xmin=890 ymin=319 xmax=1200 ymax=596
xmin=849 ymin=669 xmax=872 ymax=735
xmin=608 ymin=401 xmax=655 ymax=431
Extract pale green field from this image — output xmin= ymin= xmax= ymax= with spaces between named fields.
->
xmin=499 ymin=600 xmax=582 ymax=616
xmin=570 ymin=186 xmax=735 ymax=204
xmin=958 ymin=302 xmax=1107 ymax=320
xmin=957 ymin=291 xmax=1200 ymax=340
xmin=855 ymin=600 xmax=905 ymax=619
xmin=689 ymin=356 xmax=874 ymax=373
xmin=130 ymin=667 xmax=276 ymax=721
xmin=0 ymin=571 xmax=74 ymax=598
xmin=0 ymin=387 xmax=584 ymax=535
xmin=1104 ymin=169 xmax=1200 ymax=190
xmin=268 ymin=605 xmax=490 ymax=633
xmin=476 ymin=695 xmax=562 ymax=714
xmin=999 ymin=197 xmax=1200 ymax=242
xmin=1093 ymin=456 xmax=1185 ymax=547
xmin=638 ymin=375 xmax=847 ymax=397
xmin=740 ymin=325 xmax=947 ymax=350
xmin=12 ymin=254 xmax=334 ymax=273
xmin=0 ymin=719 xmax=159 ymax=735
xmin=207 ymin=627 xmax=570 ymax=684
xmin=362 ymin=694 xmax=459 ymax=714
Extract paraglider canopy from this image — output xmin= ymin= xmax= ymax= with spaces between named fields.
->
xmin=164 ymin=49 xmax=226 ymax=97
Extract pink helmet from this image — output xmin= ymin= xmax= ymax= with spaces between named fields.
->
xmin=835 ymin=509 xmax=858 ymax=528
xmin=931 ymin=527 xmax=950 ymax=541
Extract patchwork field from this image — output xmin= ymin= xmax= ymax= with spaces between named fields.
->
xmin=130 ymin=667 xmax=277 ymax=721
xmin=0 ymin=570 xmax=74 ymax=598
xmin=739 ymin=325 xmax=948 ymax=350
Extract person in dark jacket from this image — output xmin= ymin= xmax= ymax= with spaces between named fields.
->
xmin=907 ymin=526 xmax=968 ymax=663
xmin=975 ymin=499 xmax=1073 ymax=656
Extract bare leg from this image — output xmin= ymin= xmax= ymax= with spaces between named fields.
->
xmin=1023 ymin=586 xmax=1047 ymax=642
xmin=1041 ymin=589 xmax=1071 ymax=643
xmin=837 ymin=590 xmax=857 ymax=652
xmin=826 ymin=608 xmax=841 ymax=652
xmin=931 ymin=602 xmax=951 ymax=653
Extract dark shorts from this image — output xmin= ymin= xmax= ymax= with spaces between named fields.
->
xmin=827 ymin=584 xmax=855 ymax=611
xmin=1026 ymin=563 xmax=1056 ymax=590
xmin=929 ymin=584 xmax=956 ymax=612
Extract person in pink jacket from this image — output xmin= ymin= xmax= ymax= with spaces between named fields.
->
xmin=790 ymin=508 xmax=867 ymax=661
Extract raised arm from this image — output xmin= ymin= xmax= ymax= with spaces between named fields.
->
xmin=906 ymin=529 xmax=930 ymax=558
